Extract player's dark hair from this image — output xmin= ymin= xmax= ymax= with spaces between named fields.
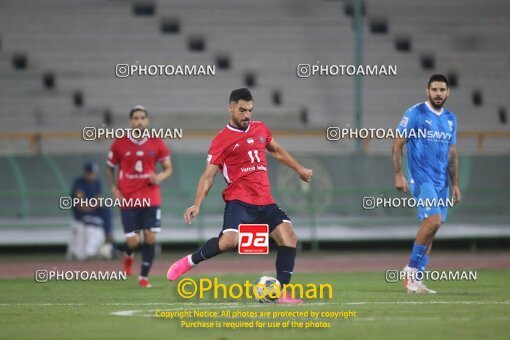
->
xmin=229 ymin=88 xmax=253 ymax=103
xmin=427 ymin=74 xmax=449 ymax=89
xmin=129 ymin=105 xmax=148 ymax=118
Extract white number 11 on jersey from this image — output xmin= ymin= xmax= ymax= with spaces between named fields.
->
xmin=247 ymin=150 xmax=260 ymax=163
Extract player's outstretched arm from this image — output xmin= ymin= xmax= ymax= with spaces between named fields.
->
xmin=266 ymin=139 xmax=313 ymax=182
xmin=149 ymin=157 xmax=173 ymax=185
xmin=392 ymin=137 xmax=409 ymax=192
xmin=184 ymin=164 xmax=219 ymax=224
xmin=448 ymin=144 xmax=461 ymax=205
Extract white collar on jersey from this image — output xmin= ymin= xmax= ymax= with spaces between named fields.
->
xmin=425 ymin=101 xmax=444 ymax=116
xmin=226 ymin=122 xmax=251 ymax=133
xmin=128 ymin=136 xmax=148 ymax=145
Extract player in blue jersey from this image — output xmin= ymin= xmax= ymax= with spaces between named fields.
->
xmin=67 ymin=161 xmax=113 ymax=260
xmin=392 ymin=74 xmax=461 ymax=293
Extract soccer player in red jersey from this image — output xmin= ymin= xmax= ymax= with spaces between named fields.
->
xmin=167 ymin=89 xmax=313 ymax=303
xmin=106 ymin=106 xmax=173 ymax=288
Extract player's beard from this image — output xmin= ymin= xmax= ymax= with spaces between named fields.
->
xmin=234 ymin=118 xmax=250 ymax=130
xmin=429 ymin=95 xmax=447 ymax=110
xmin=130 ymin=125 xmax=148 ymax=140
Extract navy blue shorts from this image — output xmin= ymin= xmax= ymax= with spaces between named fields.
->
xmin=221 ymin=200 xmax=291 ymax=235
xmin=120 ymin=206 xmax=161 ymax=237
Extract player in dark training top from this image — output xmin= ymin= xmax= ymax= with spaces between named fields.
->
xmin=166 ymin=88 xmax=313 ymax=303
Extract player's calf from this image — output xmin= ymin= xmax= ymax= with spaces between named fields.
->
xmin=279 ymin=229 xmax=297 ymax=248
xmin=124 ymin=234 xmax=140 ymax=256
xmin=416 ymin=215 xmax=441 ymax=245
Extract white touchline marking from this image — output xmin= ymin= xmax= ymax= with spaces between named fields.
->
xmin=109 ymin=300 xmax=510 ymax=318
xmin=111 ymin=310 xmax=150 ymax=317
xmin=110 ymin=302 xmax=336 ymax=317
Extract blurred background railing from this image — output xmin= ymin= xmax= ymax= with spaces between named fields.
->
xmin=1 ymin=151 xmax=509 ymax=248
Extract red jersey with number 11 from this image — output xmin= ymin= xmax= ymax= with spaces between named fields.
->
xmin=207 ymin=121 xmax=274 ymax=205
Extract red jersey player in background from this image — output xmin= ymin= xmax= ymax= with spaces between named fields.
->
xmin=106 ymin=106 xmax=173 ymax=287
xmin=167 ymin=89 xmax=313 ymax=303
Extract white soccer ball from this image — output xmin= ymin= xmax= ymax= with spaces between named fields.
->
xmin=97 ymin=243 xmax=113 ymax=259
xmin=253 ymin=276 xmax=281 ymax=303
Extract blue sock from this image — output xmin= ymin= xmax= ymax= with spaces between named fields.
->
xmin=408 ymin=242 xmax=428 ymax=269
xmin=418 ymin=254 xmax=430 ymax=273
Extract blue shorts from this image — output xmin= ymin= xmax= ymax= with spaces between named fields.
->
xmin=221 ymin=200 xmax=291 ymax=236
xmin=120 ymin=206 xmax=161 ymax=237
xmin=410 ymin=182 xmax=449 ymax=222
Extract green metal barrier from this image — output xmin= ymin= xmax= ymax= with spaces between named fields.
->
xmin=0 ymin=154 xmax=509 ymax=224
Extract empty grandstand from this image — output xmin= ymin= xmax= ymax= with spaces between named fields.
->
xmin=0 ymin=0 xmax=509 ymax=247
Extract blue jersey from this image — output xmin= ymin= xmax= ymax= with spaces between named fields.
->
xmin=397 ymin=102 xmax=457 ymax=189
xmin=71 ymin=177 xmax=102 ymax=222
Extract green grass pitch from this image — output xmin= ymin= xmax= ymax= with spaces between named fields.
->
xmin=1 ymin=270 xmax=509 ymax=340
